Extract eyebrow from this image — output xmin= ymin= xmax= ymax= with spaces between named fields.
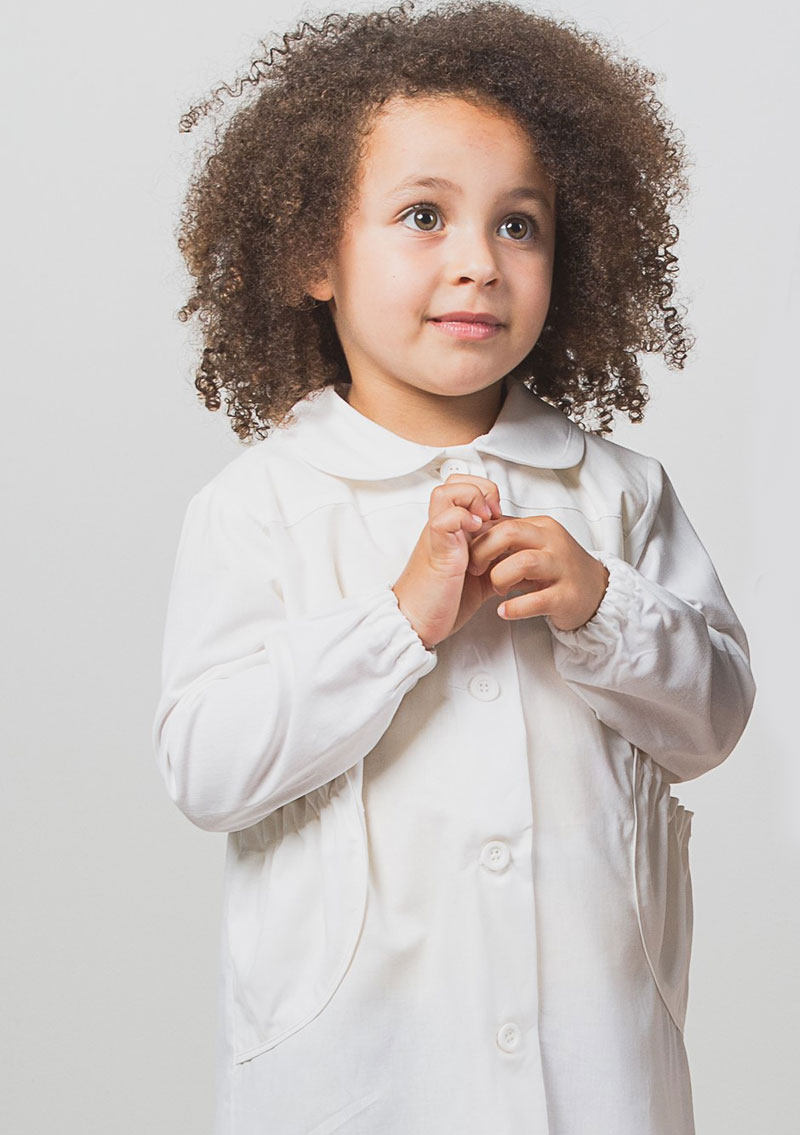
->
xmin=387 ymin=175 xmax=554 ymax=213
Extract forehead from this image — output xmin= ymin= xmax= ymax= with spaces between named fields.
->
xmin=357 ymin=94 xmax=554 ymax=196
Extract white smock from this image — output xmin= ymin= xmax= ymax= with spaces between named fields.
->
xmin=152 ymin=378 xmax=755 ymax=1134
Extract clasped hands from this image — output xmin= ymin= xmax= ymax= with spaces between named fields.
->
xmin=392 ymin=472 xmax=610 ymax=650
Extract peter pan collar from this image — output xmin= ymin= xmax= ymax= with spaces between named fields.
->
xmin=281 ymin=378 xmax=586 ymax=481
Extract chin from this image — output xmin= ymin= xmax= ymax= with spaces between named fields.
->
xmin=427 ymin=380 xmax=504 ymax=400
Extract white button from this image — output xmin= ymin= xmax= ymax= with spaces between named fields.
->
xmin=496 ymin=1022 xmax=522 ymax=1053
xmin=480 ymin=840 xmax=511 ymax=872
xmin=467 ymin=673 xmax=500 ymax=701
xmin=439 ymin=458 xmax=470 ymax=479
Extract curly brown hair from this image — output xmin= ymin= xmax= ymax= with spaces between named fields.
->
xmin=175 ymin=0 xmax=693 ymax=440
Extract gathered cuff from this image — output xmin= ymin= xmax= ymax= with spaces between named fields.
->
xmin=545 ymin=551 xmax=640 ymax=658
xmin=379 ymin=581 xmax=439 ymax=663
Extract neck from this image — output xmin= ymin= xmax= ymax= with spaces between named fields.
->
xmin=337 ymin=377 xmax=509 ymax=446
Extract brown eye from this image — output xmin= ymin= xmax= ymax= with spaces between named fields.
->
xmin=500 ymin=215 xmax=536 ymax=241
xmin=401 ymin=205 xmax=441 ymax=232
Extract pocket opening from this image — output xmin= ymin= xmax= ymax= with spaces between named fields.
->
xmin=631 ymin=746 xmax=694 ymax=1034
xmin=228 ymin=764 xmax=369 ymax=1064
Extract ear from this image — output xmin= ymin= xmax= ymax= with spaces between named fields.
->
xmin=306 ymin=269 xmax=334 ymax=303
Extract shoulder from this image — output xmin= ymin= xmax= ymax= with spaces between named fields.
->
xmin=578 ymin=426 xmax=660 ymax=498
xmin=554 ymin=415 xmax=668 ymax=553
xmin=187 ymin=414 xmax=334 ymax=529
xmin=519 ymin=384 xmax=659 ymax=503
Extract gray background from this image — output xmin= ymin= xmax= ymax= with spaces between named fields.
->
xmin=3 ymin=0 xmax=796 ymax=1130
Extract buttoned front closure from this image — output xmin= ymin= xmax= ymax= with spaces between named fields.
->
xmin=354 ymin=590 xmax=550 ymax=1130
xmin=150 ymin=377 xmax=752 ymax=1134
xmin=480 ymin=840 xmax=511 ymax=872
xmin=496 ymin=1022 xmax=522 ymax=1053
xmin=468 ymin=672 xmax=500 ymax=701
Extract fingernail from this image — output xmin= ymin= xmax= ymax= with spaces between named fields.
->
xmin=497 ymin=603 xmax=507 ymax=617
xmin=470 ymin=513 xmax=483 ymax=524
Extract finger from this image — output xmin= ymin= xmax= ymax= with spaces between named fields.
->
xmin=428 ymin=503 xmax=492 ymax=542
xmin=489 ymin=548 xmax=557 ymax=593
xmin=467 ymin=517 xmax=551 ymax=573
xmin=437 ymin=474 xmax=502 ymax=518
xmin=497 ymin=583 xmax=557 ymax=621
xmin=430 ymin=480 xmax=495 ymax=522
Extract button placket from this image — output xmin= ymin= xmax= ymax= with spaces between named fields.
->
xmin=453 ymin=627 xmax=536 ymax=1074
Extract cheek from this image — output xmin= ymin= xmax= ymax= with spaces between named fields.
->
xmin=352 ymin=244 xmax=402 ymax=298
xmin=521 ymin=262 xmax=553 ymax=312
xmin=375 ymin=253 xmax=430 ymax=310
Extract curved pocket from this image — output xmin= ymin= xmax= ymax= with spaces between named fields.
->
xmin=631 ymin=747 xmax=694 ymax=1033
xmin=225 ymin=766 xmax=368 ymax=1063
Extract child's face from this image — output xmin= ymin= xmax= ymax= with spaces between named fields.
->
xmin=309 ymin=94 xmax=556 ymax=409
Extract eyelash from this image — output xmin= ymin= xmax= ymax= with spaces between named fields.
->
xmin=398 ymin=201 xmax=540 ymax=241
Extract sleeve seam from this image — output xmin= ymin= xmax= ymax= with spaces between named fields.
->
xmin=627 ymin=456 xmax=662 ymax=569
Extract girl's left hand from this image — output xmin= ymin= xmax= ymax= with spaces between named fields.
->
xmin=467 ymin=514 xmax=610 ymax=631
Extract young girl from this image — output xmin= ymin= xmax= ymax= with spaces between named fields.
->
xmin=153 ymin=2 xmax=755 ymax=1132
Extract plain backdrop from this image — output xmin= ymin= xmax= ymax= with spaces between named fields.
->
xmin=2 ymin=0 xmax=797 ymax=1130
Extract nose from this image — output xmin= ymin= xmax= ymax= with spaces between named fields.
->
xmin=446 ymin=224 xmax=500 ymax=288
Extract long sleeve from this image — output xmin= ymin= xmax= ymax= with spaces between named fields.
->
xmin=546 ymin=457 xmax=756 ymax=783
xmin=151 ymin=480 xmax=437 ymax=833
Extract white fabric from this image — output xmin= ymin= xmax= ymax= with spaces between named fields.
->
xmin=152 ymin=378 xmax=755 ymax=1134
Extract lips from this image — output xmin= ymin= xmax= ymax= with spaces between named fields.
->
xmin=430 ymin=311 xmax=503 ymax=325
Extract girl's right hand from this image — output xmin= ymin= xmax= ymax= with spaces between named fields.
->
xmin=392 ymin=475 xmax=504 ymax=649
